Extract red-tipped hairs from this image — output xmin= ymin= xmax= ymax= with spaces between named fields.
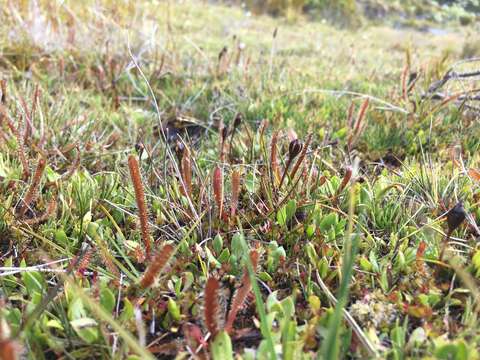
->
xmin=128 ymin=155 xmax=152 ymax=259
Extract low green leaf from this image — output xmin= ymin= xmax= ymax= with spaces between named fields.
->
xmin=100 ymin=286 xmax=116 ymax=313
xmin=277 ymin=206 xmax=287 ymax=226
xmin=22 ymin=271 xmax=46 ymax=297
xmin=168 ymin=298 xmax=181 ymax=321
xmin=319 ymin=213 xmax=337 ymax=232
xmin=211 ymin=331 xmax=233 ymax=360
xmin=70 ymin=317 xmax=99 ymax=344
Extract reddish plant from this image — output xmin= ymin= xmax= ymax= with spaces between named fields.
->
xmin=24 ymin=196 xmax=57 ymax=225
xmin=204 ymin=277 xmax=221 ymax=337
xmin=140 ymin=244 xmax=175 ymax=289
xmin=99 ymin=248 xmax=120 ymax=286
xmin=416 ymin=241 xmax=427 ymax=274
xmin=230 ymin=170 xmax=241 ymax=218
xmin=337 ymin=166 xmax=353 ymax=195
xmin=75 ymin=246 xmax=94 ymax=277
xmin=128 ymin=155 xmax=152 ymax=259
xmin=348 ymin=99 xmax=369 ymax=149
xmin=225 ymin=250 xmax=259 ymax=333
xmin=401 ymin=63 xmax=409 ymax=101
xmin=18 ymin=157 xmax=46 ymax=217
xmin=346 ymin=102 xmax=356 ymax=129
xmin=279 ymin=138 xmax=303 ymax=190
xmin=0 ymin=339 xmax=19 ymax=360
xmin=183 ymin=322 xmax=207 ymax=350
xmin=60 ymin=146 xmax=81 ymax=181
xmin=289 ymin=133 xmax=312 ymax=183
xmin=6 ymin=116 xmax=30 ymax=180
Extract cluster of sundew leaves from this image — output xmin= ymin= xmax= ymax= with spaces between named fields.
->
xmin=1 ymin=1 xmax=480 ymax=359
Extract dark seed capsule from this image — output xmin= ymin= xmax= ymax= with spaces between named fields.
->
xmin=218 ymin=46 xmax=227 ymax=61
xmin=175 ymin=140 xmax=185 ymax=162
xmin=233 ymin=113 xmax=243 ymax=130
xmin=288 ymin=139 xmax=303 ymax=160
xmin=1 ymin=79 xmax=6 ymax=103
xmin=135 ymin=142 xmax=144 ymax=152
xmin=446 ymin=201 xmax=466 ymax=234
xmin=408 ymin=72 xmax=418 ymax=85
xmin=135 ymin=143 xmax=144 ymax=159
xmin=222 ymin=127 xmax=229 ymax=141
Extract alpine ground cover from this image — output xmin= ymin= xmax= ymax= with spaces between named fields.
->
xmin=1 ymin=1 xmax=480 ymax=359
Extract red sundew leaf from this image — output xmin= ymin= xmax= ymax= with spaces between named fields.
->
xmin=404 ymin=304 xmax=433 ymax=319
xmin=387 ymin=291 xmax=399 ymax=302
xmin=139 ymin=244 xmax=175 ymax=289
xmin=18 ymin=157 xmax=46 ymax=216
xmin=337 ymin=166 xmax=353 ymax=194
xmin=230 ymin=170 xmax=241 ymax=218
xmin=225 ymin=250 xmax=259 ymax=333
xmin=468 ymin=168 xmax=480 ymax=182
xmin=0 ymin=339 xmax=19 ymax=360
xmin=128 ymin=155 xmax=152 ymax=259
xmin=204 ymin=277 xmax=221 ymax=337
xmin=183 ymin=323 xmax=207 ymax=349
xmin=416 ymin=241 xmax=427 ymax=272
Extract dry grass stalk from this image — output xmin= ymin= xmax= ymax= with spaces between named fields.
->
xmin=19 ymin=98 xmax=33 ymax=143
xmin=346 ymin=102 xmax=356 ymax=129
xmin=213 ymin=166 xmax=224 ymax=219
xmin=270 ymin=130 xmax=280 ymax=184
xmin=401 ymin=63 xmax=409 ymax=101
xmin=348 ymin=98 xmax=369 ymax=148
xmin=180 ymin=147 xmax=192 ymax=198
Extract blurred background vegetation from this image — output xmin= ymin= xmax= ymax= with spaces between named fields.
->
xmin=222 ymin=0 xmax=480 ymax=27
